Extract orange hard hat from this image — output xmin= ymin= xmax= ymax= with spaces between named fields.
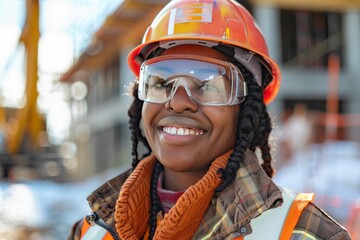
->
xmin=128 ymin=0 xmax=281 ymax=104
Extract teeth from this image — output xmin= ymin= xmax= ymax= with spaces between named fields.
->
xmin=170 ymin=127 xmax=177 ymax=135
xmin=178 ymin=128 xmax=184 ymax=135
xmin=163 ymin=126 xmax=203 ymax=136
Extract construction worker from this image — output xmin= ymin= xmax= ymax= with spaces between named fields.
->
xmin=68 ymin=0 xmax=351 ymax=239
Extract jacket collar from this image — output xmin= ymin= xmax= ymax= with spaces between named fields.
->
xmin=194 ymin=150 xmax=283 ymax=239
xmin=86 ymin=149 xmax=283 ymax=239
xmin=86 ymin=169 xmax=132 ymax=230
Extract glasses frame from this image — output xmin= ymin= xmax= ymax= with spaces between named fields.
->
xmin=138 ymin=54 xmax=247 ymax=106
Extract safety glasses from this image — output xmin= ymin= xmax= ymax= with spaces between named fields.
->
xmin=138 ymin=55 xmax=247 ymax=106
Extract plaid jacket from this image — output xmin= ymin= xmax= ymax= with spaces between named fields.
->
xmin=69 ymin=150 xmax=351 ymax=239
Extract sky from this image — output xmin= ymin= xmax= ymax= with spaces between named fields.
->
xmin=0 ymin=0 xmax=125 ymax=98
xmin=0 ymin=0 xmax=25 ymax=106
xmin=0 ymin=0 xmax=123 ymax=143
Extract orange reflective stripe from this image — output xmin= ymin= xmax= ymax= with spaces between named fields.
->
xmin=234 ymin=237 xmax=244 ymax=240
xmin=79 ymin=216 xmax=114 ymax=240
xmin=103 ymin=232 xmax=114 ymax=240
xmin=279 ymin=192 xmax=314 ymax=240
xmin=80 ymin=217 xmax=91 ymax=238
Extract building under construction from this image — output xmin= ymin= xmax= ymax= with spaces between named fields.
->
xmin=0 ymin=0 xmax=359 ymax=180
xmin=55 ymin=0 xmax=360 ymax=177
xmin=0 ymin=0 xmax=359 ymax=238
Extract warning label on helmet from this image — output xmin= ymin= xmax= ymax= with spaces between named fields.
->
xmin=176 ymin=3 xmax=212 ymax=23
xmin=168 ymin=3 xmax=213 ymax=34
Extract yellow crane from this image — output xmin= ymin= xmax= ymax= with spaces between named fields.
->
xmin=1 ymin=0 xmax=44 ymax=156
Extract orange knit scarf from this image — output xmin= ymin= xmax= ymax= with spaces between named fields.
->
xmin=114 ymin=150 xmax=231 ymax=240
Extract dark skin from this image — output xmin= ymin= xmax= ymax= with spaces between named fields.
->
xmin=141 ymin=45 xmax=240 ymax=191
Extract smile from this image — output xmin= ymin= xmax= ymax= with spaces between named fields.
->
xmin=162 ymin=126 xmax=204 ymax=136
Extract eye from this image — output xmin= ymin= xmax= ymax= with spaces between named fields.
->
xmin=153 ymin=81 xmax=167 ymax=88
xmin=148 ymin=76 xmax=170 ymax=89
xmin=198 ymin=82 xmax=219 ymax=92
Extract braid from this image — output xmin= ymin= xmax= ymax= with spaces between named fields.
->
xmin=260 ymin=138 xmax=274 ymax=178
xmin=149 ymin=161 xmax=163 ymax=239
xmin=215 ymin=70 xmax=274 ymax=192
xmin=128 ymin=81 xmax=164 ymax=238
xmin=249 ymin=80 xmax=274 ymax=178
xmin=128 ymin=82 xmax=151 ymax=169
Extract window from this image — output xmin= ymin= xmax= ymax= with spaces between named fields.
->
xmin=280 ymin=9 xmax=343 ymax=68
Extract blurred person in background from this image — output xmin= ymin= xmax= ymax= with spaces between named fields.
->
xmin=68 ymin=0 xmax=351 ymax=239
xmin=281 ymin=103 xmax=313 ymax=164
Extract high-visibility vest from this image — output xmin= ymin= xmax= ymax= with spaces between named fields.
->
xmin=241 ymin=187 xmax=314 ymax=240
xmin=80 ymin=187 xmax=314 ymax=240
xmin=80 ymin=221 xmax=112 ymax=240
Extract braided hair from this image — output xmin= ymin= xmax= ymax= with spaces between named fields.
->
xmin=215 ymin=68 xmax=274 ymax=192
xmin=127 ymin=59 xmax=274 ymax=239
xmin=127 ymin=81 xmax=151 ymax=168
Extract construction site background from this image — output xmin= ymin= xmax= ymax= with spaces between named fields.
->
xmin=0 ymin=0 xmax=359 ymax=239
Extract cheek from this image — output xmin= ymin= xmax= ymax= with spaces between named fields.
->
xmin=226 ymin=110 xmax=239 ymax=140
xmin=141 ymin=102 xmax=161 ymax=139
xmin=216 ymin=106 xmax=239 ymax=127
xmin=232 ymin=107 xmax=240 ymax=132
xmin=141 ymin=103 xmax=152 ymax=139
xmin=208 ymin=106 xmax=239 ymax=141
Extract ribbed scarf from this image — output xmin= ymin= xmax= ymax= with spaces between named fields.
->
xmin=114 ymin=150 xmax=231 ymax=240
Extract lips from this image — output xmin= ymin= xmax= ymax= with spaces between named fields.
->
xmin=162 ymin=126 xmax=204 ymax=136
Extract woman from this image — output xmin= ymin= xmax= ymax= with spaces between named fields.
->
xmin=69 ymin=0 xmax=351 ymax=239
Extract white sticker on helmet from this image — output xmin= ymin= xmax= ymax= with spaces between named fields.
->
xmin=168 ymin=3 xmax=213 ymax=35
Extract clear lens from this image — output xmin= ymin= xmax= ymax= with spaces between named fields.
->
xmin=138 ymin=55 xmax=247 ymax=106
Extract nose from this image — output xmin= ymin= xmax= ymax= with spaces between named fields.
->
xmin=166 ymin=86 xmax=198 ymax=113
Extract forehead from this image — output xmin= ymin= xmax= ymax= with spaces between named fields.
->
xmin=161 ymin=44 xmax=228 ymax=61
